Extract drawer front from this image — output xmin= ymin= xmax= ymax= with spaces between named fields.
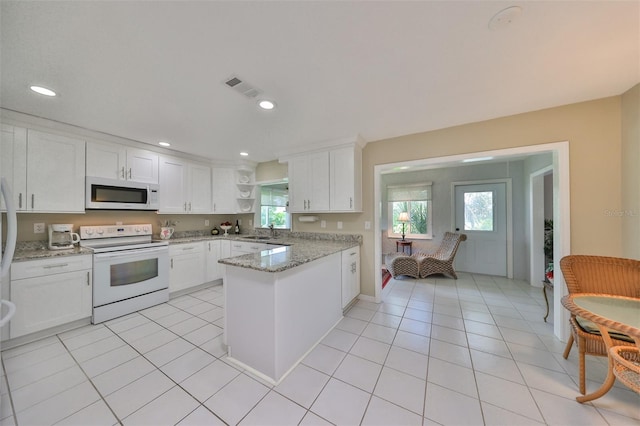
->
xmin=11 ymin=255 xmax=92 ymax=280
xmin=169 ymin=242 xmax=203 ymax=255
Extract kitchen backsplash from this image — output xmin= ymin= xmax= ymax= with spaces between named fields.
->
xmin=5 ymin=211 xmax=255 ymax=242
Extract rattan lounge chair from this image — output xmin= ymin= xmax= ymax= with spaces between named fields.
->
xmin=610 ymin=346 xmax=640 ymax=395
xmin=385 ymin=252 xmax=420 ymax=279
xmin=560 ymin=255 xmax=640 ymax=395
xmin=417 ymin=232 xmax=467 ymax=279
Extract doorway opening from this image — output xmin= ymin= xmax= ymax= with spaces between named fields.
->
xmin=373 ymin=142 xmax=570 ymax=341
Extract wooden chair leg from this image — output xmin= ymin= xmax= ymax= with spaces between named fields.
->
xmin=563 ymin=334 xmax=574 ymax=359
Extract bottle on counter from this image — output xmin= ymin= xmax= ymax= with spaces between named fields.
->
xmin=234 ymin=220 xmax=240 ymax=235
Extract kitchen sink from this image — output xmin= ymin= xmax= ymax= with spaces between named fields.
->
xmin=243 ymin=235 xmax=272 ymax=240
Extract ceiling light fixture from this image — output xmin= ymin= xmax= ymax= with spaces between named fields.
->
xmin=30 ymin=85 xmax=56 ymax=97
xmin=462 ymin=156 xmax=494 ymax=163
xmin=258 ymin=100 xmax=276 ymax=110
xmin=158 ymin=141 xmax=171 ymax=147
xmin=240 ymin=152 xmax=249 ymax=156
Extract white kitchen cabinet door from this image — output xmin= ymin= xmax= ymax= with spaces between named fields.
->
xmin=0 ymin=125 xmax=27 ymax=211
xmin=189 ymin=163 xmax=212 ymax=214
xmin=230 ymin=241 xmax=267 ymax=256
xmin=127 ymin=148 xmax=159 ymax=184
xmin=86 ymin=141 xmax=127 ymax=180
xmin=330 ymin=146 xmax=362 ymax=212
xmin=159 ymin=156 xmax=188 ymax=213
xmin=26 ymin=130 xmax=85 ymax=212
xmin=219 ymin=239 xmax=231 ymax=258
xmin=288 ymin=152 xmax=330 ymax=213
xmin=211 ymin=167 xmax=236 ymax=214
xmin=341 ymin=246 xmax=360 ymax=308
xmin=169 ymin=243 xmax=206 ymax=293
xmin=205 ymin=240 xmax=222 ymax=282
xmin=10 ymin=269 xmax=92 ymax=339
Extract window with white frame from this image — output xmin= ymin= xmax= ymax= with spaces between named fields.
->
xmin=387 ymin=182 xmax=433 ymax=239
xmin=259 ymin=183 xmax=290 ymax=229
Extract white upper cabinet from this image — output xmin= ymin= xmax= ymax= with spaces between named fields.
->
xmin=2 ymin=126 xmax=85 ymax=213
xmin=159 ymin=156 xmax=212 ymax=214
xmin=86 ymin=141 xmax=159 ymax=184
xmin=211 ymin=167 xmax=236 ymax=214
xmin=330 ymin=145 xmax=362 ymax=212
xmin=288 ymin=151 xmax=330 ymax=213
xmin=284 ymin=139 xmax=363 ymax=213
xmin=1 ymin=124 xmax=27 ymax=211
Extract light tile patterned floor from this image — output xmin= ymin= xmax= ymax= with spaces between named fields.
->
xmin=1 ymin=274 xmax=639 ymax=425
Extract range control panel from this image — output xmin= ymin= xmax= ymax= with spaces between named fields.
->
xmin=79 ymin=224 xmax=153 ymax=240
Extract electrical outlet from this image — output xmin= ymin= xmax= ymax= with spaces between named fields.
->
xmin=204 ymin=219 xmax=210 ymax=226
xmin=320 ymin=220 xmax=326 ymax=228
xmin=249 ymin=219 xmax=253 ymax=227
xmin=365 ymin=221 xmax=371 ymax=230
xmin=337 ymin=221 xmax=343 ymax=230
xmin=34 ymin=223 xmax=45 ymax=234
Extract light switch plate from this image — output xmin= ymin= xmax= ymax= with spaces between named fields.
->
xmin=204 ymin=219 xmax=210 ymax=226
xmin=321 ymin=220 xmax=326 ymax=228
xmin=337 ymin=221 xmax=343 ymax=230
xmin=364 ymin=221 xmax=371 ymax=230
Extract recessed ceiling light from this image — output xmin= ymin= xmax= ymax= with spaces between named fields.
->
xmin=240 ymin=152 xmax=249 ymax=156
xmin=258 ymin=100 xmax=276 ymax=110
xmin=158 ymin=141 xmax=171 ymax=147
xmin=30 ymin=85 xmax=56 ymax=97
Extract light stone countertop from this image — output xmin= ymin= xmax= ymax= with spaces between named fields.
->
xmin=11 ymin=231 xmax=361 ymax=273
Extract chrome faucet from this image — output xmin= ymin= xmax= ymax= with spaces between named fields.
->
xmin=269 ymin=223 xmax=275 ymax=237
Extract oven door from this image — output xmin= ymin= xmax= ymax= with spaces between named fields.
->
xmin=93 ymin=246 xmax=169 ymax=307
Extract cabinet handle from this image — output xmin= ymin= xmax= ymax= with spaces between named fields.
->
xmin=171 ymin=258 xmax=174 ymax=268
xmin=87 ymin=271 xmax=90 ymax=286
xmin=350 ymin=252 xmax=357 ymax=256
xmin=351 ymin=262 xmax=356 ymax=273
xmin=121 ymin=167 xmax=125 ymax=179
xmin=350 ymin=197 xmax=353 ymax=208
xmin=31 ymin=194 xmax=34 ymax=209
xmin=18 ymin=193 xmax=22 ymax=209
xmin=213 ymin=203 xmax=216 ymax=212
xmin=184 ymin=202 xmax=187 ymax=212
xmin=128 ymin=168 xmax=132 ymax=179
xmin=43 ymin=263 xmax=68 ymax=269
xmin=208 ymin=242 xmax=211 ymax=251
xmin=183 ymin=247 xmax=195 ymax=251
xmin=188 ymin=202 xmax=192 ymax=212
xmin=307 ymin=199 xmax=310 ymax=210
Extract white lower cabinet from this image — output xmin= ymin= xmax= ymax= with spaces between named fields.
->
xmin=205 ymin=240 xmax=223 ymax=282
xmin=169 ymin=242 xmax=205 ymax=294
xmin=10 ymin=255 xmax=92 ymax=339
xmin=230 ymin=241 xmax=267 ymax=256
xmin=341 ymin=246 xmax=360 ymax=308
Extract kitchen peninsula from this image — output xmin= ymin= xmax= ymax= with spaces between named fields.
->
xmin=218 ymin=232 xmax=361 ymax=384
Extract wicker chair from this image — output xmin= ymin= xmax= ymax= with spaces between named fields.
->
xmin=417 ymin=232 xmax=467 ymax=279
xmin=385 ymin=252 xmax=420 ymax=279
xmin=610 ymin=346 xmax=640 ymax=395
xmin=560 ymin=255 xmax=640 ymax=395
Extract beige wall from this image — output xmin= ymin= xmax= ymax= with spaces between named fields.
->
xmin=297 ymin=96 xmax=629 ymax=297
xmin=621 ymin=83 xmax=640 ymax=259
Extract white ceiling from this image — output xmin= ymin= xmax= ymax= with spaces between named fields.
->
xmin=1 ymin=1 xmax=638 ymax=163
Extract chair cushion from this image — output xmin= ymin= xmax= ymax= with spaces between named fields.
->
xmin=575 ymin=316 xmax=634 ymax=343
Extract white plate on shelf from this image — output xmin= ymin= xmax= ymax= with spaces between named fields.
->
xmin=238 ymin=175 xmax=250 ymax=184
xmin=239 ymin=190 xmax=251 ymax=198
xmin=240 ymin=204 xmax=252 ymax=212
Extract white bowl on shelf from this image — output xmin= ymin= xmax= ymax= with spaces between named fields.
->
xmin=238 ymin=175 xmax=250 ymax=184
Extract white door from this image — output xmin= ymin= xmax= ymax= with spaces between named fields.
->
xmin=454 ymin=182 xmax=508 ymax=276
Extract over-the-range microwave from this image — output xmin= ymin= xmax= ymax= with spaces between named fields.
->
xmin=86 ymin=177 xmax=159 ymax=210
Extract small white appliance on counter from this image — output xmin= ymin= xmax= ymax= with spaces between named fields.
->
xmin=1 ymin=178 xmax=18 ymax=343
xmin=48 ymin=224 xmax=80 ymax=250
xmin=80 ymin=224 xmax=169 ymax=323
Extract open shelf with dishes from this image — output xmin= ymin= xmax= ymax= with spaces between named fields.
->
xmin=236 ymin=168 xmax=256 ymax=213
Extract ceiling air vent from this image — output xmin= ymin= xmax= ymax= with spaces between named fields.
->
xmin=224 ymin=75 xmax=261 ymax=98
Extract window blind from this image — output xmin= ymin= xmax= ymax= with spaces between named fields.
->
xmin=387 ymin=182 xmax=432 ymax=202
xmin=261 ymin=188 xmax=288 ymax=207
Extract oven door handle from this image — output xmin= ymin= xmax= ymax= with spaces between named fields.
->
xmin=93 ymin=247 xmax=168 ymax=260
